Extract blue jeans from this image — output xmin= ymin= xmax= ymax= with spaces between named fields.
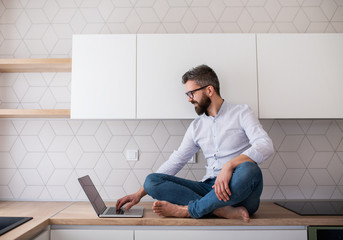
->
xmin=143 ymin=161 xmax=263 ymax=219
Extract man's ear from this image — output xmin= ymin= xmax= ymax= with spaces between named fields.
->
xmin=207 ymin=85 xmax=215 ymax=97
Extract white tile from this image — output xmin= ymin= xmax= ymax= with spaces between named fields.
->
xmin=94 ymin=154 xmax=112 ymax=184
xmin=164 ymin=7 xmax=187 ymax=22
xmin=194 ymin=22 xmax=216 ymax=32
xmin=133 ymin=152 xmax=159 ymax=169
xmin=0 ymin=10 xmax=23 ymax=24
xmin=53 ymin=9 xmax=76 ymax=23
xmin=98 ymin=0 xmax=114 ymax=21
xmin=220 ymin=7 xmax=243 ymax=21
xmin=77 ymin=121 xmax=101 ymax=135
xmin=38 ymin=187 xmax=52 ymax=200
xmin=38 ymin=122 xmax=55 ymax=150
xmin=163 ymin=22 xmax=186 ymax=33
xmin=25 ymin=24 xmax=49 ymax=39
xmin=326 ymin=121 xmax=343 ymax=150
xmin=272 ymin=187 xmax=285 ymax=200
xmin=268 ymin=153 xmax=287 ymax=184
xmin=0 ymin=73 xmax=19 ymax=86
xmin=21 ymin=120 xmax=44 ymax=135
xmin=43 ymin=0 xmax=59 ymax=22
xmin=0 ymin=153 xmax=16 ymax=168
xmin=65 ymin=171 xmax=82 ymax=199
xmin=136 ymin=7 xmax=160 ymax=22
xmin=309 ymin=169 xmax=335 ymax=185
xmin=308 ymin=152 xmax=334 ymax=168
xmin=275 ymin=7 xmax=298 ymax=21
xmin=190 ymin=169 xmax=206 ymax=181
xmin=280 ymin=169 xmax=306 ymax=185
xmin=105 ymin=169 xmax=131 ymax=186
xmin=134 ymin=120 xmax=159 ymax=135
xmin=37 ymin=154 xmax=54 ymax=184
xmin=327 ymin=153 xmax=343 ymax=184
xmin=209 ymin=0 xmax=225 ymax=20
xmin=163 ymin=120 xmax=186 ymax=135
xmin=48 ymin=136 xmax=73 ymax=151
xmin=81 ymin=8 xmax=105 ymax=23
xmin=133 ymin=169 xmax=152 ymax=185
xmin=268 ymin=121 xmax=285 ymax=150
xmin=76 ymin=136 xmax=102 ymax=152
xmin=76 ymin=152 xmax=101 ymax=168
xmin=104 ymin=186 xmax=126 ymax=201
xmin=95 ymin=122 xmax=112 ymax=150
xmin=191 ymin=7 xmax=216 ymax=22
xmin=321 ymin=0 xmax=338 ymax=20
xmin=0 ymin=87 xmax=19 ymax=102
xmin=153 ymin=0 xmax=169 ymax=20
xmin=247 ymin=7 xmax=272 ymax=21
xmin=0 ymin=120 xmax=17 ymax=135
xmin=261 ymin=169 xmax=277 ymax=185
xmin=311 ymin=186 xmax=335 ymax=199
xmin=107 ymin=8 xmax=132 ymax=22
xmin=105 ymin=136 xmax=130 ymax=152
xmin=123 ymin=171 xmax=141 ymax=193
xmin=1 ymin=24 xmax=22 ymax=39
xmin=55 ymin=0 xmax=77 ymax=8
xmin=298 ymin=170 xmax=316 ymax=198
xmin=10 ymin=137 xmax=27 ymax=166
xmin=307 ymin=135 xmax=333 ymax=151
xmin=261 ymin=186 xmax=277 ymax=200
xmin=0 ymin=186 xmax=14 ymax=199
xmin=21 ymin=136 xmax=45 ymax=151
xmin=68 ymin=120 xmax=82 ymax=134
xmin=303 ymin=6 xmax=328 ymax=21
xmin=307 ymin=120 xmax=331 ymax=134
xmin=180 ymin=9 xmax=197 ymax=32
xmin=0 ymin=40 xmax=21 ymax=56
xmin=26 ymin=9 xmax=49 ymax=23
xmin=297 ymin=137 xmax=315 ymax=166
xmin=331 ymin=187 xmax=343 ymax=199
xmin=125 ymin=9 xmax=142 ymax=33
xmin=47 ymin=186 xmax=70 ymax=200
xmin=306 ymin=22 xmax=329 ymax=32
xmin=279 ymin=186 xmax=305 ymax=199
xmin=50 ymin=73 xmax=71 ymax=86
xmin=167 ymin=0 xmax=188 ymax=7
xmin=0 ymin=169 xmax=16 ymax=185
xmin=8 ymin=171 xmax=26 ymax=198
xmin=278 ymin=0 xmax=299 ymax=6
xmin=47 ymin=169 xmax=73 ymax=185
xmin=275 ymin=22 xmax=298 ymax=32
xmin=42 ymin=26 xmax=58 ymax=53
xmin=49 ymin=152 xmax=72 ymax=168
xmin=279 ymin=152 xmax=305 ymax=168
xmin=20 ymin=186 xmax=44 ymax=200
xmin=21 ymin=86 xmax=46 ymax=102
xmin=40 ymin=89 xmax=57 ymax=109
xmin=106 ymin=121 xmax=131 ymax=135
xmin=137 ymin=22 xmax=161 ymax=33
xmin=152 ymin=154 xmax=166 ymax=172
xmin=105 ymin=153 xmax=130 ymax=169
xmin=279 ymin=135 xmax=304 ymax=151
xmin=50 ymin=86 xmax=70 ymax=102
xmin=294 ymin=8 xmax=311 ymax=31
xmin=69 ymin=11 xmax=87 ymax=33
xmin=163 ymin=136 xmax=183 ymax=152
xmin=19 ymin=152 xmax=44 ymax=168
xmin=20 ymin=169 xmax=44 ymax=185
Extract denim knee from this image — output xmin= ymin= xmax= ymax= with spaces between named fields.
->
xmin=143 ymin=173 xmax=163 ymax=196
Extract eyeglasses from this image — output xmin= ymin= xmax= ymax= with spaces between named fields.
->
xmin=185 ymin=85 xmax=210 ymax=99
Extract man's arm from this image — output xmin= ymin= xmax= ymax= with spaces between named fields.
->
xmin=212 ymin=154 xmax=254 ymax=201
xmin=116 ymin=187 xmax=147 ymax=210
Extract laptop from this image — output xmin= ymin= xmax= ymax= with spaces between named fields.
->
xmin=78 ymin=175 xmax=144 ymax=218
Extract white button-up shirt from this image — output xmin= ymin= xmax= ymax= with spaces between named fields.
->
xmin=157 ymin=101 xmax=274 ymax=181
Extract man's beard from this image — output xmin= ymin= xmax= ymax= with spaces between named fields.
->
xmin=191 ymin=93 xmax=211 ymax=115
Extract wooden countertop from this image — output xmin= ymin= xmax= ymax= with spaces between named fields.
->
xmin=50 ymin=201 xmax=343 ymax=227
xmin=0 ymin=201 xmax=72 ymax=240
xmin=0 ymin=201 xmax=342 ymax=240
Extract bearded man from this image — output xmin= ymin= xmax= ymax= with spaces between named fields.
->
xmin=116 ymin=65 xmax=274 ymax=222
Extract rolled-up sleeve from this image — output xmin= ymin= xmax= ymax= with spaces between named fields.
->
xmin=240 ymin=105 xmax=274 ymax=165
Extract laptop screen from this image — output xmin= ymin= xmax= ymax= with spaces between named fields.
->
xmin=78 ymin=175 xmax=107 ymax=215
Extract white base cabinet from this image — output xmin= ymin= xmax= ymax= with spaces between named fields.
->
xmin=51 ymin=229 xmax=133 ymax=240
xmin=135 ymin=229 xmax=307 ymax=240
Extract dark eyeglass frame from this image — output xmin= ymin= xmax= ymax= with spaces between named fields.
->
xmin=185 ymin=85 xmax=210 ymax=99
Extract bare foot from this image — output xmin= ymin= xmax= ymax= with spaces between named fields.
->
xmin=213 ymin=206 xmax=250 ymax=223
xmin=152 ymin=201 xmax=190 ymax=218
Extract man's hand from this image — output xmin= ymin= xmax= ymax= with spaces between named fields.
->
xmin=212 ymin=164 xmax=233 ymax=201
xmin=116 ymin=187 xmax=146 ymax=210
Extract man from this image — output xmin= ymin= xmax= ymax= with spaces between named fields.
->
xmin=116 ymin=65 xmax=274 ymax=222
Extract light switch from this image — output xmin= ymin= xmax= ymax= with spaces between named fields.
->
xmin=188 ymin=154 xmax=196 ymax=164
xmin=126 ymin=149 xmax=139 ymax=161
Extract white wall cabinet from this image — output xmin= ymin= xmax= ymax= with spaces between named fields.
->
xmin=135 ymin=229 xmax=307 ymax=240
xmin=257 ymin=34 xmax=343 ymax=118
xmin=51 ymin=229 xmax=133 ymax=240
xmin=137 ymin=34 xmax=258 ymax=119
xmin=71 ymin=34 xmax=136 ymax=119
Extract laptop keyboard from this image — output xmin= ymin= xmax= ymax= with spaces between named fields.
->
xmin=106 ymin=207 xmax=124 ymax=215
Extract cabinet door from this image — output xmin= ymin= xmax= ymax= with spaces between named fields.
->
xmin=51 ymin=229 xmax=133 ymax=240
xmin=137 ymin=34 xmax=258 ymax=119
xmin=257 ymin=34 xmax=343 ymax=118
xmin=71 ymin=34 xmax=136 ymax=119
xmin=135 ymin=229 xmax=307 ymax=240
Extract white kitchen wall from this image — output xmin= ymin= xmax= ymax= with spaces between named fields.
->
xmin=0 ymin=0 xmax=342 ymax=201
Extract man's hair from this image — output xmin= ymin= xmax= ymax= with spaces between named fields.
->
xmin=182 ymin=65 xmax=220 ymax=96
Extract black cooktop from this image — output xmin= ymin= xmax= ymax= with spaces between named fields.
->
xmin=0 ymin=217 xmax=33 ymax=236
xmin=274 ymin=201 xmax=343 ymax=216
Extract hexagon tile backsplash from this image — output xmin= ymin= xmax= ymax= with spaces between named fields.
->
xmin=0 ymin=0 xmax=343 ymax=201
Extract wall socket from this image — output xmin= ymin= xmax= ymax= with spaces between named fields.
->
xmin=126 ymin=149 xmax=139 ymax=161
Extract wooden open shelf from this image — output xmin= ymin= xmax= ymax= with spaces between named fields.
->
xmin=0 ymin=109 xmax=71 ymax=118
xmin=0 ymin=58 xmax=72 ymax=72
